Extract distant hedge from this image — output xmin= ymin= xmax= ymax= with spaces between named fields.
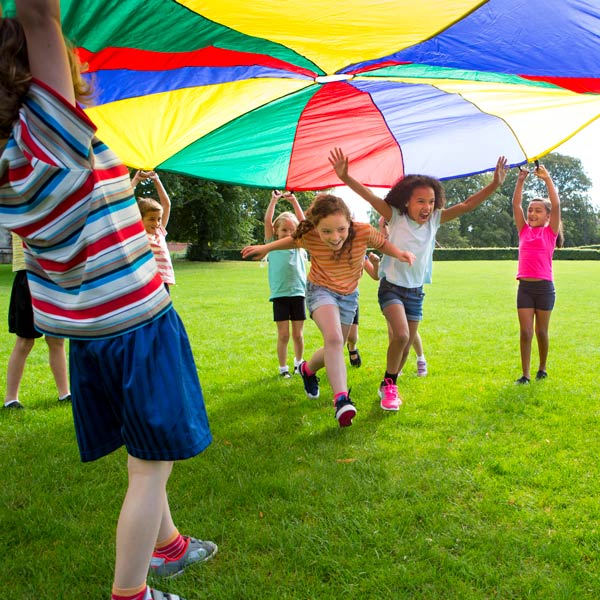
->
xmin=198 ymin=247 xmax=600 ymax=262
xmin=431 ymin=247 xmax=600 ymax=261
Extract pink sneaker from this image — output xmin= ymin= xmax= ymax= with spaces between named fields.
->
xmin=378 ymin=378 xmax=402 ymax=411
xmin=417 ymin=359 xmax=428 ymax=377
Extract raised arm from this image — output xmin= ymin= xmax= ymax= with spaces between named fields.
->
xmin=16 ymin=0 xmax=75 ymax=105
xmin=264 ymin=190 xmax=280 ymax=240
xmin=512 ymin=167 xmax=528 ymax=232
xmin=284 ymin=191 xmax=305 ymax=222
xmin=150 ymin=172 xmax=171 ymax=226
xmin=441 ymin=155 xmax=508 ymax=224
xmin=535 ymin=164 xmax=561 ymax=234
xmin=329 ymin=147 xmax=393 ymax=221
xmin=242 ymin=236 xmax=297 ymax=261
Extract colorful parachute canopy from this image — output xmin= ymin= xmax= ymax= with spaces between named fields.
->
xmin=5 ymin=0 xmax=600 ymax=189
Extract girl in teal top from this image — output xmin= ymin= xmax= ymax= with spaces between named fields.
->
xmin=264 ymin=190 xmax=307 ymax=378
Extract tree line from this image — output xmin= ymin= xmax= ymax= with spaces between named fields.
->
xmin=134 ymin=153 xmax=600 ymax=258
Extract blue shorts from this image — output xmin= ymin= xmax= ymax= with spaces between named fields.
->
xmin=69 ymin=308 xmax=212 ymax=462
xmin=378 ymin=278 xmax=425 ymax=322
xmin=306 ymin=281 xmax=359 ymax=326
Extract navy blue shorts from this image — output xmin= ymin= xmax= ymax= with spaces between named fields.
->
xmin=517 ymin=279 xmax=555 ymax=311
xmin=69 ymin=308 xmax=212 ymax=462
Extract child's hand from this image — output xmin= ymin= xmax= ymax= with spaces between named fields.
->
xmin=367 ymin=252 xmax=380 ymax=263
xmin=241 ymin=245 xmax=267 ymax=260
xmin=493 ymin=155 xmax=508 ymax=186
xmin=517 ymin=166 xmax=529 ymax=183
xmin=401 ymin=251 xmax=416 ymax=266
xmin=271 ymin=190 xmax=283 ymax=202
xmin=534 ymin=163 xmax=551 ymax=183
xmin=328 ymin=147 xmax=349 ymax=182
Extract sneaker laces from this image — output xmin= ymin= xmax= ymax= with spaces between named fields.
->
xmin=381 ymin=378 xmax=398 ymax=401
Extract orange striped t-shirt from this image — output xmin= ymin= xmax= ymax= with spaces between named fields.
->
xmin=295 ymin=221 xmax=386 ymax=295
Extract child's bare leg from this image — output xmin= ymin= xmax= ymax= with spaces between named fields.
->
xmin=534 ymin=310 xmax=552 ymax=372
xmin=45 ymin=335 xmax=70 ymax=397
xmin=291 ymin=320 xmax=304 ymax=363
xmin=398 ymin=321 xmax=420 ymax=373
xmin=113 ymin=456 xmax=173 ymax=590
xmin=383 ymin=304 xmax=410 ymax=375
xmin=346 ymin=323 xmax=358 ymax=351
xmin=412 ymin=331 xmax=424 ymax=357
xmin=311 ymin=305 xmax=348 ymax=395
xmin=5 ymin=336 xmax=34 ymax=403
xmin=517 ymin=308 xmax=535 ymax=379
xmin=275 ymin=321 xmax=290 ymax=368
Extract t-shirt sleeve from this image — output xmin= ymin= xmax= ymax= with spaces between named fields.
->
xmin=366 ymin=224 xmax=386 ymax=249
xmin=0 ymin=81 xmax=97 ymax=231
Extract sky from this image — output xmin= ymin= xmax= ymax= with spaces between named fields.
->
xmin=339 ymin=118 xmax=600 ymax=223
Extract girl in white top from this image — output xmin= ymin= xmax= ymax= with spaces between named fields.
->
xmin=330 ymin=148 xmax=507 ymax=410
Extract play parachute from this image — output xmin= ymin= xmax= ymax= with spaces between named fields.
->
xmin=4 ymin=0 xmax=600 ymax=189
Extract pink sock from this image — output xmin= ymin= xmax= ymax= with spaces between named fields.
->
xmin=154 ymin=532 xmax=188 ymax=561
xmin=301 ymin=362 xmax=315 ymax=376
xmin=111 ymin=584 xmax=148 ymax=600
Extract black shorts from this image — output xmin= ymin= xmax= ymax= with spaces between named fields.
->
xmin=517 ymin=279 xmax=556 ymax=311
xmin=8 ymin=270 xmax=42 ymax=339
xmin=272 ymin=296 xmax=306 ymax=322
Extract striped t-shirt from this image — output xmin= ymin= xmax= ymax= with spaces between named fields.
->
xmin=147 ymin=226 xmax=176 ymax=285
xmin=0 ymin=80 xmax=171 ymax=339
xmin=295 ymin=221 xmax=386 ymax=295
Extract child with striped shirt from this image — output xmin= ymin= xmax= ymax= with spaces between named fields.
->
xmin=133 ymin=170 xmax=176 ymax=292
xmin=243 ymin=193 xmax=415 ymax=427
xmin=0 ymin=2 xmax=214 ymax=599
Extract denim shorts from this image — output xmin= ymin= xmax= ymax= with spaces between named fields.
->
xmin=306 ymin=281 xmax=359 ymax=326
xmin=378 ymin=277 xmax=425 ymax=321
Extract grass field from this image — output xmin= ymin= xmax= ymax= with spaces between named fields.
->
xmin=1 ymin=260 xmax=599 ymax=599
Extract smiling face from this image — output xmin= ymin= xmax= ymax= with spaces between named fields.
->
xmin=142 ymin=209 xmax=162 ymax=234
xmin=315 ymin=212 xmax=350 ymax=250
xmin=275 ymin=217 xmax=297 ymax=239
xmin=527 ymin=200 xmax=550 ymax=227
xmin=406 ymin=185 xmax=436 ymax=224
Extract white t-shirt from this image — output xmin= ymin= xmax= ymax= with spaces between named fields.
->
xmin=379 ymin=208 xmax=442 ymax=288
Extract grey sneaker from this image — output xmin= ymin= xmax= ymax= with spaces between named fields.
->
xmin=149 ymin=588 xmax=186 ymax=600
xmin=150 ymin=537 xmax=217 ymax=578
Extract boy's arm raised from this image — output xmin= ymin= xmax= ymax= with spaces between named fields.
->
xmin=329 ymin=147 xmax=393 ymax=221
xmin=16 ymin=0 xmax=75 ymax=105
xmin=264 ymin=190 xmax=280 ymax=240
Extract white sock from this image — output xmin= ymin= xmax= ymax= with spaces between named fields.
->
xmin=294 ymin=358 xmax=303 ymax=368
xmin=279 ymin=365 xmax=289 ymax=374
xmin=416 ymin=355 xmax=426 ymax=362
xmin=4 ymin=399 xmax=19 ymax=407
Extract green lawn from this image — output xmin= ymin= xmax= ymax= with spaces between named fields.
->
xmin=1 ymin=260 xmax=599 ymax=599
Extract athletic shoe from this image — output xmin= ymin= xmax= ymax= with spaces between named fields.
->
xmin=334 ymin=394 xmax=357 ymax=427
xmin=416 ymin=358 xmax=428 ymax=377
xmin=299 ymin=361 xmax=320 ymax=399
xmin=3 ymin=400 xmax=24 ymax=409
xmin=150 ymin=537 xmax=217 ymax=578
xmin=58 ymin=394 xmax=72 ymax=402
xmin=378 ymin=378 xmax=401 ymax=411
xmin=536 ymin=370 xmax=548 ymax=380
xmin=515 ymin=376 xmax=530 ymax=385
xmin=293 ymin=365 xmax=301 ymax=376
xmin=348 ymin=347 xmax=362 ymax=368
xmin=149 ymin=588 xmax=186 ymax=600
xmin=280 ymin=370 xmax=291 ymax=379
